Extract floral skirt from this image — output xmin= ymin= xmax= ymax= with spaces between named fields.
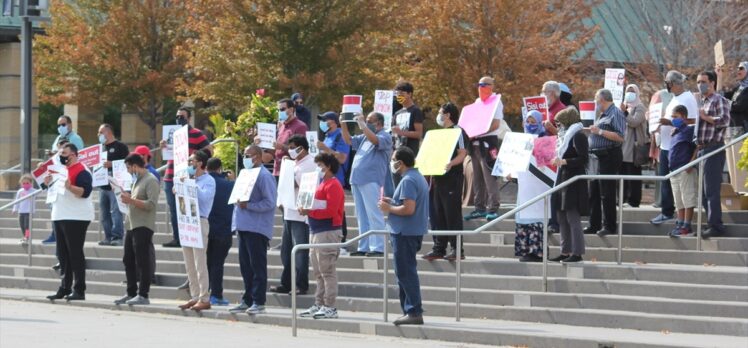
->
xmin=514 ymin=222 xmax=544 ymax=257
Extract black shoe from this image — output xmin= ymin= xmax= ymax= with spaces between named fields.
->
xmin=582 ymin=226 xmax=599 ymax=234
xmin=393 ymin=314 xmax=424 ymax=326
xmin=365 ymin=251 xmax=384 ymax=257
xmin=349 ymin=251 xmax=367 ymax=256
xmin=47 ymin=288 xmax=71 ymax=301
xmin=444 ymin=250 xmax=465 ymax=261
xmin=561 ymin=255 xmax=583 ymax=263
xmin=422 ymin=251 xmax=446 ymax=261
xmin=65 ymin=292 xmax=85 ymax=301
xmin=269 ymin=285 xmax=291 ymax=294
xmin=162 ymin=239 xmax=181 ymax=248
xmin=548 ymin=255 xmax=568 ymax=262
xmin=701 ymin=228 xmax=724 ymax=239
xmin=296 ymin=289 xmax=308 ymax=295
xmin=596 ymin=228 xmax=614 ymax=237
xmin=51 ymin=263 xmax=61 ymax=271
xmin=519 ymin=255 xmax=543 ymax=262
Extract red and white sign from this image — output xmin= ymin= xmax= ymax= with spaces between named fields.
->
xmin=374 ymin=90 xmax=394 ymax=131
xmin=77 ymin=144 xmax=104 ymax=168
xmin=172 ymin=125 xmax=190 ymax=177
xmin=579 ymin=101 xmax=596 ymax=121
xmin=32 ymin=158 xmax=55 ymax=186
xmin=523 ymin=96 xmax=549 ymax=122
xmin=341 ymin=95 xmax=363 ymax=114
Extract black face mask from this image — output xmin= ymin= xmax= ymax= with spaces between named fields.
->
xmin=665 ymin=82 xmax=672 ymax=93
xmin=176 ymin=117 xmax=188 ymax=126
xmin=59 ymin=155 xmax=69 ymax=165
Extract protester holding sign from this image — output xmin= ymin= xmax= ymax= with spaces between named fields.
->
xmin=422 ymin=103 xmax=468 ymax=261
xmin=160 ymin=108 xmax=212 ymax=248
xmin=269 ymin=99 xmax=308 ymax=177
xmin=620 ymin=84 xmax=648 ymax=208
xmin=539 ymin=81 xmax=568 ymax=135
xmin=97 ymin=123 xmax=130 ymax=246
xmin=230 ymin=145 xmax=277 ymax=315
xmin=44 ymin=143 xmax=94 ymax=302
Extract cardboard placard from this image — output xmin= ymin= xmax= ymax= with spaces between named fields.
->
xmin=108 ymin=178 xmax=130 ymax=215
xmin=523 ymin=96 xmax=550 ymax=122
xmin=296 ymin=171 xmax=318 ymax=210
xmin=111 ymin=159 xmax=132 ymax=191
xmin=374 ymin=90 xmax=394 ymax=132
xmin=648 ymin=102 xmax=663 ymax=134
xmin=257 ymin=122 xmax=277 ymax=150
xmin=491 ymin=132 xmax=535 ymax=178
xmin=228 ymin=168 xmax=262 ymax=204
xmin=457 ymin=94 xmax=501 ymax=138
xmin=172 ymin=125 xmax=190 ymax=177
xmin=714 ymin=40 xmax=725 ymax=67
xmin=77 ymin=144 xmax=104 ymax=168
xmin=175 ymin=179 xmax=203 ymax=248
xmin=276 ymin=159 xmax=296 ymax=208
xmin=161 ymin=125 xmax=181 ymax=161
xmin=604 ymin=68 xmax=626 ymax=106
xmin=414 ymin=128 xmax=462 ymax=176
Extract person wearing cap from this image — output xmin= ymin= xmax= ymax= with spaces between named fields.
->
xmin=316 ymin=111 xmax=352 ymax=246
xmin=463 ymin=76 xmax=506 ymax=222
xmin=292 ymin=92 xmax=312 ymax=129
xmin=716 ymin=61 xmax=748 ymax=132
xmin=133 ymin=145 xmax=161 ymax=182
xmin=539 ymin=81 xmax=568 ymax=136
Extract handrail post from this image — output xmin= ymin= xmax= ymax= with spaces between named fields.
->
xmin=696 ymin=161 xmax=704 ymax=251
xmin=28 ymin=209 xmax=33 ymax=266
xmin=291 ymin=246 xmax=298 ymax=337
xmin=234 ymin=140 xmax=239 ymax=175
xmin=382 ymin=232 xmax=389 ymax=323
xmin=456 ymin=233 xmax=462 ymax=321
xmin=617 ymin=178 xmax=624 ymax=265
xmin=542 ymin=195 xmax=549 ymax=292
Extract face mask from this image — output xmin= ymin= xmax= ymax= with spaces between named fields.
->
xmin=671 ymin=118 xmax=684 ymax=128
xmin=98 ymin=134 xmax=107 ymax=144
xmin=396 ymin=95 xmax=406 ymax=105
xmin=525 ymin=124 xmax=540 ymax=134
xmin=625 ymin=92 xmax=637 ymax=103
xmin=367 ymin=123 xmax=377 ymax=133
xmin=243 ymin=158 xmax=254 ymax=169
xmin=187 ymin=165 xmax=197 ymax=177
xmin=436 ymin=114 xmax=446 ymax=127
xmin=288 ymin=147 xmax=301 ymax=160
xmin=278 ymin=110 xmax=288 ymax=122
xmin=57 ymin=125 xmax=68 ymax=136
xmin=698 ymin=83 xmax=709 ymax=95
xmin=390 ymin=160 xmax=401 ymax=174
xmin=131 ymin=173 xmax=138 ymax=184
xmin=665 ymin=82 xmax=672 ymax=93
xmin=319 ymin=120 xmax=330 ymax=133
xmin=176 ymin=116 xmax=188 ymax=126
xmin=22 ymin=183 xmax=32 ymax=190
xmin=59 ymin=155 xmax=69 ymax=165
xmin=478 ymin=87 xmax=492 ymax=101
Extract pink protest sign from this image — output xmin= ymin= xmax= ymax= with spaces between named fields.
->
xmin=533 ymin=135 xmax=557 ymax=171
xmin=458 ymin=94 xmax=501 ymax=138
xmin=523 ymin=96 xmax=549 ymax=122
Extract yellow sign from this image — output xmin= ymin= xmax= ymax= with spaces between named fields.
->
xmin=415 ymin=128 xmax=462 ymax=176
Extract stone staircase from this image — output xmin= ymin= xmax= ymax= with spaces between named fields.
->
xmin=0 ymin=193 xmax=747 ymax=347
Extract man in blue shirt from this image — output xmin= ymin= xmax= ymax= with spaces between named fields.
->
xmin=341 ymin=112 xmax=392 ymax=257
xmin=206 ymin=158 xmax=235 ymax=305
xmin=316 ymin=111 xmax=352 ymax=244
xmin=49 ymin=115 xmax=85 ymax=155
xmin=586 ymin=89 xmax=626 ymax=237
xmin=378 ymin=146 xmax=429 ymax=326
xmin=230 ymin=145 xmax=277 ymax=315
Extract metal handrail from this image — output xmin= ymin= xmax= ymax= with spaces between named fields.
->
xmin=0 ymin=163 xmax=21 ymax=176
xmin=0 ymin=189 xmax=45 ymax=266
xmin=289 ymin=131 xmax=748 ymax=333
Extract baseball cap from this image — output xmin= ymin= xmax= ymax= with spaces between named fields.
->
xmin=133 ymin=145 xmax=151 ymax=158
xmin=317 ymin=111 xmax=339 ymax=124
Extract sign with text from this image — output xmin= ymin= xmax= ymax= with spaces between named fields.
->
xmin=276 ymin=159 xmax=296 ymax=208
xmin=111 ymin=159 xmax=132 ymax=191
xmin=648 ymin=102 xmax=663 ymax=134
xmin=257 ymin=122 xmax=276 ymax=150
xmin=296 ymin=172 xmax=319 ymax=210
xmin=228 ymin=168 xmax=262 ymax=204
xmin=414 ymin=128 xmax=462 ymax=176
xmin=523 ymin=96 xmax=549 ymax=122
xmin=374 ymin=90 xmax=394 ymax=132
xmin=176 ymin=179 xmax=203 ymax=248
xmin=491 ymin=132 xmax=535 ymax=178
xmin=604 ymin=68 xmax=626 ymax=106
xmin=458 ymin=94 xmax=501 ymax=138
xmin=108 ymin=178 xmax=130 ymax=215
xmin=172 ymin=125 xmax=190 ymax=178
xmin=161 ymin=125 xmax=181 ymax=161
xmin=78 ymin=144 xmax=104 ymax=168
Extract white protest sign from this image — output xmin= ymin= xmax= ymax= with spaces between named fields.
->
xmin=108 ymin=178 xmax=130 ymax=215
xmin=228 ymin=168 xmax=262 ymax=204
xmin=604 ymin=68 xmax=626 ymax=106
xmin=91 ymin=166 xmax=109 ymax=187
xmin=491 ymin=132 xmax=535 ymax=178
xmin=306 ymin=131 xmax=319 ymax=156
xmin=374 ymin=90 xmax=394 ymax=132
xmin=111 ymin=159 xmax=132 ymax=191
xmin=296 ymin=172 xmax=318 ymax=210
xmin=714 ymin=40 xmax=725 ymax=67
xmin=257 ymin=122 xmax=276 ymax=150
xmin=176 ymin=179 xmax=203 ymax=248
xmin=172 ymin=125 xmax=190 ymax=178
xmin=45 ymin=179 xmax=66 ymax=204
xmin=161 ymin=125 xmax=181 ymax=161
xmin=648 ymin=102 xmax=663 ymax=134
xmin=277 ymin=159 xmax=296 ymax=208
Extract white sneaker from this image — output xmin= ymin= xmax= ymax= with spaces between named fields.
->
xmin=339 ymin=248 xmax=349 ymax=256
xmin=312 ymin=306 xmax=338 ymax=319
xmin=300 ymin=304 xmax=321 ymax=317
xmin=246 ymin=304 xmax=266 ymax=315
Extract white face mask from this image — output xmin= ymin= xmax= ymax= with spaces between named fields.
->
xmin=390 ymin=160 xmax=401 ymax=174
xmin=436 ymin=113 xmax=446 ymax=127
xmin=289 ymin=147 xmax=301 ymax=160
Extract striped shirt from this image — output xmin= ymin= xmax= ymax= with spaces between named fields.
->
xmin=163 ymin=126 xmax=211 ymax=182
xmin=589 ymin=104 xmax=626 ymax=150
xmin=697 ymin=93 xmax=731 ymax=145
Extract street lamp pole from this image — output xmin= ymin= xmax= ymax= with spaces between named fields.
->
xmin=20 ymin=3 xmax=33 ymax=174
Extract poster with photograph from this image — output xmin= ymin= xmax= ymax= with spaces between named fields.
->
xmin=175 ymin=179 xmax=203 ymax=248
xmin=306 ymin=131 xmax=319 ymax=156
xmin=161 ymin=125 xmax=181 ymax=161
xmin=296 ymin=172 xmax=319 ymax=210
xmin=604 ymin=68 xmax=626 ymax=106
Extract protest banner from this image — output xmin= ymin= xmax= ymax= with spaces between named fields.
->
xmin=172 ymin=125 xmax=190 ymax=177
xmin=414 ymin=128 xmax=462 ymax=176
xmin=78 ymin=144 xmax=103 ymax=168
xmin=91 ymin=166 xmax=108 ymax=187
xmin=306 ymin=131 xmax=319 ymax=156
xmin=175 ymin=179 xmax=203 ymax=248
xmin=523 ymin=96 xmax=549 ymax=122
xmin=32 ymin=158 xmax=54 ymax=186
xmin=532 ymin=136 xmax=558 ymax=171
xmin=296 ymin=172 xmax=318 ymax=210
xmin=604 ymin=68 xmax=626 ymax=106
xmin=374 ymin=90 xmax=394 ymax=131
xmin=714 ymin=40 xmax=725 ymax=67
xmin=228 ymin=167 xmax=262 ymax=204
xmin=491 ymin=132 xmax=535 ymax=178
xmin=111 ymin=159 xmax=132 ymax=191
xmin=161 ymin=125 xmax=181 ymax=161
xmin=458 ymin=93 xmax=501 ymax=138
xmin=341 ymin=95 xmax=363 ymax=115
xmin=257 ymin=122 xmax=276 ymax=150
xmin=276 ymin=159 xmax=296 ymax=208
xmin=648 ymin=102 xmax=663 ymax=134
xmin=108 ymin=178 xmax=130 ymax=215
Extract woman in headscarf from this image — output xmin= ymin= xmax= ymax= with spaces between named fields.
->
xmin=549 ymin=107 xmax=588 ymax=263
xmin=717 ymin=61 xmax=748 ymax=132
xmin=620 ymin=84 xmax=647 ymax=207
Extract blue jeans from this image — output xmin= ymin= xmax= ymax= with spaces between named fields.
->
xmin=391 ymin=233 xmax=424 ymax=316
xmin=237 ymin=231 xmax=268 ymax=306
xmin=164 ymin=181 xmax=179 ymax=241
xmin=100 ymin=188 xmax=124 ymax=240
xmin=658 ymin=149 xmax=675 ymax=217
xmin=699 ymin=145 xmax=726 ymax=231
xmin=280 ymin=220 xmax=309 ymax=291
xmin=351 ymin=182 xmax=385 ymax=253
xmin=207 ymin=234 xmax=233 ymax=298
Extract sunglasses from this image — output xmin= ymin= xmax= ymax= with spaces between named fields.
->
xmin=476 ymin=83 xmax=492 ymax=87
xmin=739 ymin=67 xmax=746 ymax=71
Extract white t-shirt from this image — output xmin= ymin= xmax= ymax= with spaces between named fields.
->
xmin=284 ymin=154 xmax=317 ymax=222
xmin=660 ymin=91 xmax=698 ymax=150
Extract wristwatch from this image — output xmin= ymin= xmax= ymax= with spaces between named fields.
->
xmin=598 ymin=129 xmax=604 ymax=136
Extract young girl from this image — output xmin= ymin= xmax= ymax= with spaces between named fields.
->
xmin=13 ymin=174 xmax=36 ymax=244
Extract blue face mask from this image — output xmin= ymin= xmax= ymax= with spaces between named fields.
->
xmin=243 ymin=158 xmax=254 ymax=169
xmin=98 ymin=134 xmax=107 ymax=144
xmin=187 ymin=165 xmax=197 ymax=177
xmin=58 ymin=125 xmax=68 ymax=136
xmin=278 ymin=110 xmax=288 ymax=122
xmin=525 ymin=124 xmax=540 ymax=134
xmin=319 ymin=120 xmax=330 ymax=133
xmin=671 ymin=118 xmax=685 ymax=128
